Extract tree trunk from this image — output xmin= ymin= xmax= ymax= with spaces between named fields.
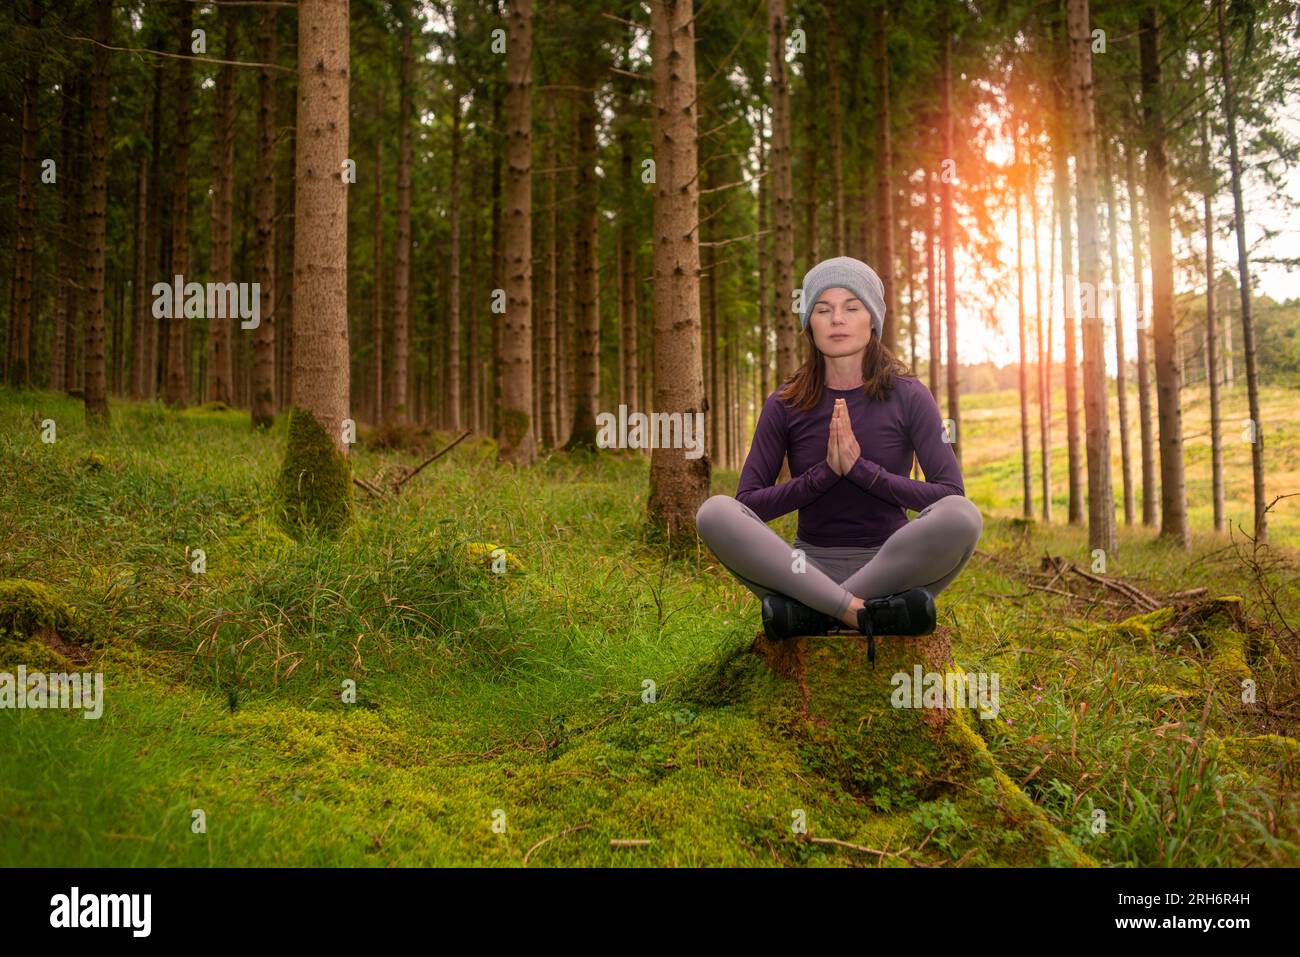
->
xmin=827 ymin=0 xmax=844 ymax=254
xmin=83 ymin=0 xmax=111 ymax=421
xmin=1139 ymin=3 xmax=1189 ymax=548
xmin=926 ymin=162 xmax=940 ymax=403
xmin=541 ymin=91 xmax=558 ymax=447
xmin=1215 ymin=0 xmax=1266 ymax=542
xmin=876 ymin=3 xmax=896 ymax=351
xmin=566 ymin=68 xmax=601 ymax=450
xmin=372 ymin=131 xmax=383 ymax=423
xmin=208 ymin=13 xmax=238 ymax=406
xmin=1051 ymin=16 xmax=1083 ymax=524
xmin=1014 ymin=105 xmax=1032 ymax=518
xmin=769 ymin=0 xmax=797 ymax=383
xmin=1066 ymin=0 xmax=1116 ymax=554
xmin=448 ymin=86 xmax=463 ymax=432
xmin=757 ymin=121 xmax=771 ymax=400
xmin=53 ymin=71 xmax=78 ymax=393
xmin=130 ymin=149 xmax=149 ymax=398
xmin=280 ymin=0 xmax=352 ymax=535
xmin=648 ymin=0 xmax=710 ymax=542
xmin=164 ymin=1 xmax=194 ymax=407
xmin=1198 ymin=55 xmax=1224 ymax=534
xmin=389 ymin=15 xmax=413 ymax=425
xmin=940 ymin=10 xmax=961 ymax=469
xmin=251 ymin=6 xmax=278 ymax=428
xmin=1102 ymin=135 xmax=1134 ymax=526
xmin=7 ymin=0 xmax=40 ymax=387
xmin=497 ymin=0 xmax=535 ymax=464
xmin=1030 ymin=131 xmax=1052 ymax=523
xmin=1124 ymin=138 xmax=1157 ymax=527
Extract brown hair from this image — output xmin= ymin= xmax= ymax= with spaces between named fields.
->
xmin=776 ymin=323 xmax=914 ymax=412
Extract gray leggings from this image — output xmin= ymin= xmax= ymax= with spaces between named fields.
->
xmin=695 ymin=493 xmax=983 ymax=620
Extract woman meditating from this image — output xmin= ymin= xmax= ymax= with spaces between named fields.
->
xmin=696 ymin=256 xmax=983 ymax=663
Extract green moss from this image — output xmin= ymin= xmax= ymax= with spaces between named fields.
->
xmin=0 ymin=637 xmax=73 ymax=671
xmin=1107 ymin=607 xmax=1178 ymax=645
xmin=277 ymin=407 xmax=354 ymax=536
xmin=1218 ymin=734 xmax=1300 ymax=787
xmin=0 ymin=579 xmax=77 ymax=643
xmin=460 ymin=542 xmax=524 ymax=574
xmin=497 ymin=409 xmax=531 ymax=452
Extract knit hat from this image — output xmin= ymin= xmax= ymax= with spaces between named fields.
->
xmin=799 ymin=256 xmax=886 ymax=340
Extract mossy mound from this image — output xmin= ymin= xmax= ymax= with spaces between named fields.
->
xmin=460 ymin=542 xmax=524 ymax=574
xmin=0 ymin=579 xmax=78 ymax=642
xmin=1067 ymin=598 xmax=1285 ymax=683
xmin=1216 ymin=733 xmax=1300 ymax=787
xmin=277 ymin=407 xmax=354 ymax=536
xmin=222 ymin=515 xmax=296 ymax=567
xmin=185 ymin=400 xmax=233 ymax=414
xmin=677 ymin=630 xmax=1094 ymax=866
xmin=0 ymin=579 xmax=92 ymax=666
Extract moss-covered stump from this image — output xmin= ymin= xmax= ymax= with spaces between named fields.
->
xmin=1215 ymin=733 xmax=1300 ymax=788
xmin=739 ymin=630 xmax=1094 ymax=866
xmin=1062 ymin=597 xmax=1287 ymax=693
xmin=0 ymin=579 xmax=87 ymax=667
xmin=277 ymin=407 xmax=354 ymax=536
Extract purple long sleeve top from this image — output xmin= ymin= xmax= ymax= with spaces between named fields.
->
xmin=736 ymin=376 xmax=965 ymax=547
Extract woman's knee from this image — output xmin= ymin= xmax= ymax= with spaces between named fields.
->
xmin=926 ymin=494 xmax=983 ymax=547
xmin=695 ymin=494 xmax=739 ymax=542
xmin=944 ymin=495 xmax=983 ymax=545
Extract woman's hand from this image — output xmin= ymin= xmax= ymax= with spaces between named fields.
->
xmin=833 ymin=399 xmax=861 ymax=474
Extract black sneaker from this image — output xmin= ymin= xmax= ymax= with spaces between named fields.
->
xmin=760 ymin=594 xmax=838 ymax=642
xmin=855 ymin=588 xmax=937 ymax=665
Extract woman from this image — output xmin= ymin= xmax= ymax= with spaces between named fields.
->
xmin=696 ymin=256 xmax=983 ymax=663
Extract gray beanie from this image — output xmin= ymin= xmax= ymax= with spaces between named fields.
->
xmin=799 ymin=256 xmax=886 ymax=340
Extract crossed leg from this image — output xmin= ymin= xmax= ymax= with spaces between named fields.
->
xmin=695 ymin=493 xmax=983 ymax=624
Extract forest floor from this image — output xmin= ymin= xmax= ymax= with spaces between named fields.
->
xmin=1 ymin=382 xmax=1297 ymax=866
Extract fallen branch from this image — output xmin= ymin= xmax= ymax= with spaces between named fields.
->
xmin=391 ymin=430 xmax=473 ymax=492
xmin=522 ymin=822 xmax=591 ymax=867
xmin=352 ymin=476 xmax=387 ymax=499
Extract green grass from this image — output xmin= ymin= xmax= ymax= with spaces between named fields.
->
xmin=0 ymin=385 xmax=1296 ymax=866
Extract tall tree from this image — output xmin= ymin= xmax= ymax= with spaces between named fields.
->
xmin=208 ymin=12 xmax=238 ymax=406
xmin=7 ymin=0 xmax=40 ymax=387
xmin=1050 ymin=12 xmax=1082 ymax=524
xmin=497 ymin=0 xmax=535 ymax=464
xmin=941 ymin=5 xmax=961 ymax=468
xmin=83 ymin=0 xmax=111 ymax=421
xmin=447 ymin=83 xmax=463 ymax=432
xmin=389 ymin=11 xmax=414 ymax=425
xmin=251 ymin=5 xmax=278 ymax=428
xmin=1138 ymin=3 xmax=1189 ymax=548
xmin=1215 ymin=0 xmax=1267 ymax=542
xmin=565 ymin=56 xmax=602 ymax=450
xmin=279 ymin=0 xmax=353 ymax=534
xmin=1198 ymin=53 xmax=1224 ymax=533
xmin=648 ymin=0 xmax=709 ymax=540
xmin=164 ymin=0 xmax=194 ymax=407
xmin=876 ymin=3 xmax=897 ymax=352
xmin=768 ymin=0 xmax=796 ymax=383
xmin=1066 ymin=0 xmax=1116 ymax=554
xmin=1123 ymin=138 xmax=1157 ymax=527
xmin=1102 ymin=135 xmax=1134 ymax=527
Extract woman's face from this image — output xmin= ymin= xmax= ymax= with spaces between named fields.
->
xmin=809 ymin=286 xmax=873 ymax=358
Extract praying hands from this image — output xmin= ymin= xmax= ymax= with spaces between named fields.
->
xmin=825 ymin=398 xmax=862 ymax=476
